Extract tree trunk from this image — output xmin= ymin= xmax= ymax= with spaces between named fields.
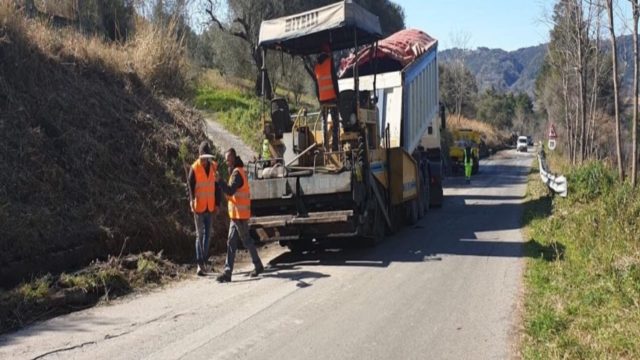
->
xmin=606 ymin=0 xmax=625 ymax=180
xmin=562 ymin=74 xmax=573 ymax=160
xmin=632 ymin=0 xmax=639 ymax=187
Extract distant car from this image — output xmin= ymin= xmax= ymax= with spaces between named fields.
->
xmin=527 ymin=136 xmax=533 ymax=146
xmin=517 ymin=136 xmax=528 ymax=152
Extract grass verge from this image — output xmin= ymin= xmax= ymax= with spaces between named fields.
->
xmin=194 ymin=70 xmax=317 ymax=153
xmin=195 ymin=87 xmax=263 ymax=152
xmin=521 ymin=155 xmax=640 ymax=359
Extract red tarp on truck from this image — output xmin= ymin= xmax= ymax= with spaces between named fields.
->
xmin=338 ymin=28 xmax=437 ymax=78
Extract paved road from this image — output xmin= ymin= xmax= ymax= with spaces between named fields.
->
xmin=0 ymin=149 xmax=534 ymax=360
xmin=204 ymin=116 xmax=256 ymax=162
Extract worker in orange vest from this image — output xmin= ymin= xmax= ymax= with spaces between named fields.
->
xmin=314 ymin=42 xmax=340 ymax=151
xmin=188 ymin=141 xmax=221 ymax=276
xmin=216 ymin=148 xmax=264 ymax=283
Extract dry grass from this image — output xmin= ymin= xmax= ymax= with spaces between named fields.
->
xmin=1 ymin=3 xmax=226 ymax=287
xmin=448 ymin=116 xmax=511 ymax=150
xmin=130 ymin=17 xmax=192 ymax=97
xmin=3 ymin=5 xmax=192 ymax=97
xmin=0 ymin=251 xmax=189 ymax=334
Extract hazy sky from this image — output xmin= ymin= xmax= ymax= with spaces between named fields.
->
xmin=402 ymin=0 xmax=555 ymax=51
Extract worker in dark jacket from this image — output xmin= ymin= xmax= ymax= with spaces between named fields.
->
xmin=216 ymin=148 xmax=264 ymax=283
xmin=188 ymin=141 xmax=221 ymax=276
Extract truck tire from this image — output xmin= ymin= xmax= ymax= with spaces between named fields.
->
xmin=406 ymin=199 xmax=419 ymax=225
xmin=424 ymin=168 xmax=431 ymax=214
xmin=362 ymin=199 xmax=385 ymax=247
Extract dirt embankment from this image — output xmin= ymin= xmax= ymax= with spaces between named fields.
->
xmin=0 ymin=7 xmax=227 ymax=288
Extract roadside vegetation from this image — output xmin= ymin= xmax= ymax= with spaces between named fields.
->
xmin=194 ymin=70 xmax=317 ymax=152
xmin=521 ymin=153 xmax=640 ymax=358
xmin=446 ymin=116 xmax=510 ymax=152
xmin=194 ymin=74 xmax=263 ymax=151
xmin=0 ymin=0 xmax=230 ymax=331
xmin=0 ymin=0 xmax=407 ymax=335
xmin=0 ymin=252 xmax=188 ymax=334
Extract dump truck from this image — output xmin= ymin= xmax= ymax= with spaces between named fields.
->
xmin=449 ymin=128 xmax=480 ymax=174
xmin=246 ymin=2 xmax=443 ymax=251
xmin=337 ymin=28 xmax=444 ymax=208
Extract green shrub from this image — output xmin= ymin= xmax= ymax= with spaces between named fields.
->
xmin=522 ymin=156 xmax=640 ymax=359
xmin=567 ymin=161 xmax=615 ymax=203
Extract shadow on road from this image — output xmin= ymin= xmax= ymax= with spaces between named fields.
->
xmin=267 ymin=157 xmax=559 ymax=271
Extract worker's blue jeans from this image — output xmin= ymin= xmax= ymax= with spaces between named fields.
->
xmin=194 ymin=212 xmax=213 ymax=265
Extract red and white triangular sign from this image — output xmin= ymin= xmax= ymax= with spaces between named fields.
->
xmin=549 ymin=124 xmax=557 ymax=139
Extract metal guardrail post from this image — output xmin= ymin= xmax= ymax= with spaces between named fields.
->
xmin=537 ymin=148 xmax=568 ymax=197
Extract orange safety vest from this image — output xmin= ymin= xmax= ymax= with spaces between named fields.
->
xmin=227 ymin=167 xmax=251 ymax=220
xmin=191 ymin=159 xmax=217 ymax=213
xmin=314 ymin=57 xmax=338 ymax=103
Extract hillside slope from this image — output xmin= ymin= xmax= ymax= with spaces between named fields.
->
xmin=440 ymin=44 xmax=547 ymax=96
xmin=0 ymin=7 xmax=216 ymax=286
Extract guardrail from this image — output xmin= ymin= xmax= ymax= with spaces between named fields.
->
xmin=537 ymin=147 xmax=568 ymax=197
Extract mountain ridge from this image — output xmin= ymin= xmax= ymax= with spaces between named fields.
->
xmin=440 ymin=35 xmax=637 ymax=98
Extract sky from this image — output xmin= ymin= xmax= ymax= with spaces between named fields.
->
xmin=402 ymin=0 xmax=556 ymax=51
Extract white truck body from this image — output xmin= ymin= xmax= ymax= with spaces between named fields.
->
xmin=338 ymin=45 xmax=440 ymax=154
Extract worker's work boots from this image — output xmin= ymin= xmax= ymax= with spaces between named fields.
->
xmin=249 ymin=265 xmax=265 ymax=278
xmin=216 ymin=272 xmax=231 ymax=283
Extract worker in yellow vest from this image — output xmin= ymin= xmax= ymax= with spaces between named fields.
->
xmin=314 ymin=42 xmax=340 ymax=152
xmin=188 ymin=141 xmax=220 ymax=276
xmin=464 ymin=145 xmax=473 ymax=184
xmin=216 ymin=148 xmax=264 ymax=283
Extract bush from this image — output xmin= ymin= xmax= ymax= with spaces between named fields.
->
xmin=568 ymin=161 xmax=615 ymax=203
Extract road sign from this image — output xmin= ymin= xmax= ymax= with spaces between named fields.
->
xmin=549 ymin=124 xmax=557 ymax=139
xmin=548 ymin=139 xmax=557 ymax=150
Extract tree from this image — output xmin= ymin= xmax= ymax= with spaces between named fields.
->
xmin=605 ymin=0 xmax=625 ymax=180
xmin=202 ymin=0 xmax=405 ymax=81
xmin=629 ymin=0 xmax=639 ymax=186
xmin=536 ymin=0 xmax=614 ymax=165
xmin=439 ymin=63 xmax=478 ymax=120
xmin=513 ymin=93 xmax=536 ymax=135
xmin=475 ymin=88 xmax=527 ymax=130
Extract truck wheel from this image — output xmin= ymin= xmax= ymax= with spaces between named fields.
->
xmin=406 ymin=199 xmax=418 ymax=225
xmin=362 ymin=200 xmax=385 ymax=247
xmin=423 ymin=172 xmax=431 ymax=215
